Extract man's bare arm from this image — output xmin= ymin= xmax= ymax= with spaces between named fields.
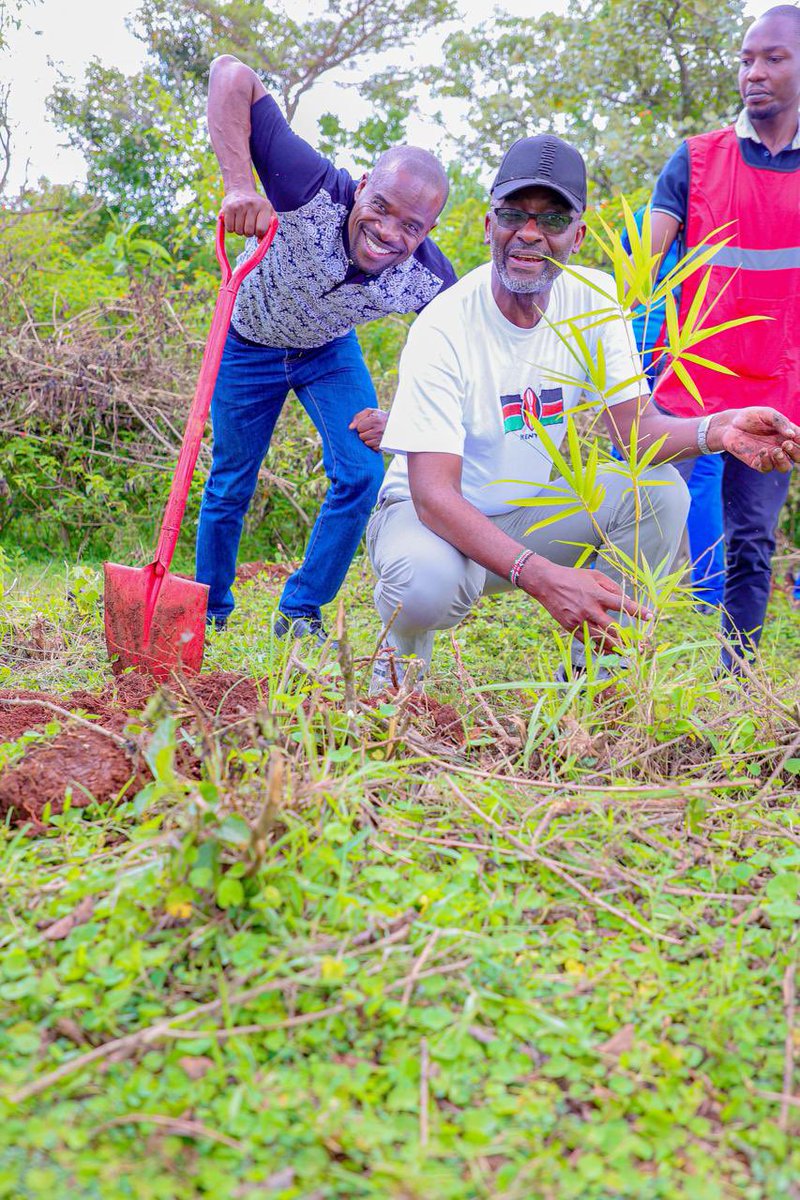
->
xmin=407 ymin=452 xmax=649 ymax=644
xmin=604 ymin=395 xmax=800 ymax=473
xmin=207 ymin=54 xmax=273 ymax=237
xmin=649 ymin=210 xmax=681 ymax=273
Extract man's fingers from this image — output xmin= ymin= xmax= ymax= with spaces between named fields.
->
xmin=592 ymin=572 xmax=652 ymax=620
xmin=766 ymin=410 xmax=799 ymax=437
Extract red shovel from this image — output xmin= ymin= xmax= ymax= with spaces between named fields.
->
xmin=104 ymin=214 xmax=279 ymax=681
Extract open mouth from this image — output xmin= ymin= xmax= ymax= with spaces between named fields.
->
xmin=362 ymin=230 xmax=396 ymax=258
xmin=508 ymin=252 xmax=545 ymax=266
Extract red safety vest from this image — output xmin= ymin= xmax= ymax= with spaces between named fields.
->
xmin=653 ymin=126 xmax=800 ymax=423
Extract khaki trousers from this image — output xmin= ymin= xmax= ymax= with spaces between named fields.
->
xmin=367 ymin=464 xmax=690 ymax=667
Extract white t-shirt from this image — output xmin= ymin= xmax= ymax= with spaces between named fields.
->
xmin=379 ymin=263 xmax=646 ymax=516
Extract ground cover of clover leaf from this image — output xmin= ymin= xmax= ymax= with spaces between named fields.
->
xmin=0 ymin=551 xmax=799 ymax=1199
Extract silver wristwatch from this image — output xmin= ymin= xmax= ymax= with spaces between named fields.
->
xmin=696 ymin=414 xmax=714 ymax=455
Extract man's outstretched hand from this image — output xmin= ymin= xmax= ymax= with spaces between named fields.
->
xmin=221 ymin=190 xmax=275 ymax=239
xmin=709 ymin=408 xmax=800 ymax=472
xmin=349 ymin=408 xmax=388 ymax=451
xmin=521 ymin=558 xmax=652 ymax=648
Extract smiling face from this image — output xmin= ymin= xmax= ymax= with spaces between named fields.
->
xmin=346 ymin=165 xmax=445 ymax=275
xmin=738 ymin=13 xmax=800 ymax=125
xmin=485 ymin=185 xmax=586 ymax=297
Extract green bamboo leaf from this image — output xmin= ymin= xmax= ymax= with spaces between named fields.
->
xmin=523 ymin=505 xmax=587 ymax=532
xmin=654 ymin=234 xmax=735 ymax=298
xmin=621 ymin=194 xmax=644 ymax=261
xmin=683 ymin=265 xmax=714 ymax=334
xmin=585 ymin=219 xmax=616 ymax=264
xmin=664 ymin=290 xmax=682 ymax=355
xmin=632 ymin=433 xmax=669 ymax=471
xmin=604 ymin=375 xmax=647 ymax=399
xmin=552 ymin=260 xmax=621 ymax=306
xmin=680 ymin=352 xmax=738 ymax=375
xmin=671 ymin=359 xmax=704 ymax=407
xmin=686 ymin=314 xmax=771 ymax=341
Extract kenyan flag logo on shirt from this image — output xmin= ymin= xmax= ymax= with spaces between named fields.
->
xmin=501 ymin=387 xmax=564 ymax=433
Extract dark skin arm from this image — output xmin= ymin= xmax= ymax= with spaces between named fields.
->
xmin=605 ymin=396 xmax=800 ymax=473
xmin=649 ymin=211 xmax=681 ymax=271
xmin=208 ymin=54 xmax=274 ymax=237
xmin=407 ymin=452 xmax=650 ymax=646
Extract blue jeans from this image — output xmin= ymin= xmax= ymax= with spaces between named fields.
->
xmin=679 ymin=453 xmax=792 ymax=667
xmin=196 ymin=329 xmax=384 ymax=622
xmin=675 ymin=454 xmax=726 ymax=608
xmin=612 ymin=445 xmax=726 ymax=605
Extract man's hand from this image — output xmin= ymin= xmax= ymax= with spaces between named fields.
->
xmin=349 ymin=408 xmax=388 ymax=451
xmin=521 ymin=558 xmax=652 ymax=647
xmin=221 ymin=190 xmax=275 ymax=239
xmin=709 ymin=408 xmax=800 ymax=472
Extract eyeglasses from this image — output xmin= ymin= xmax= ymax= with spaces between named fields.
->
xmin=492 ymin=207 xmax=575 ymax=233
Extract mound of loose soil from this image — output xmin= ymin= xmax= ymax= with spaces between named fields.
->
xmin=0 ymin=730 xmax=146 ymax=831
xmin=0 ymin=671 xmax=270 ymax=829
xmin=0 ymin=671 xmax=464 ymax=830
xmin=368 ymin=691 xmax=465 ymax=748
xmin=405 ymin=694 xmax=465 ymax=747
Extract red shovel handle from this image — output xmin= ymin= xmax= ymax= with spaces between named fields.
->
xmin=215 ymin=212 xmax=278 ymax=292
xmin=153 ymin=214 xmax=279 ymax=574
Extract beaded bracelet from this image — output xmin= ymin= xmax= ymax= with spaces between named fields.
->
xmin=508 ymin=549 xmax=534 ymax=588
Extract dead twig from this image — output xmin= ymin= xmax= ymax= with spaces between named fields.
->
xmin=89 ymin=1113 xmax=244 ymax=1152
xmin=0 ymin=697 xmax=129 ymax=748
xmin=401 ymin=931 xmax=440 ymax=1008
xmin=446 ymin=777 xmax=681 ymax=946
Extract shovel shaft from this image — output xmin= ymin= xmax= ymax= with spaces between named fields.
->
xmin=153 ymin=214 xmax=279 ymax=573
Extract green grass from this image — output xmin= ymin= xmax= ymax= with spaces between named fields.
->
xmin=0 ymin=551 xmax=799 ymax=1199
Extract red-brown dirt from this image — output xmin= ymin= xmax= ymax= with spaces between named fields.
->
xmin=235 ymin=561 xmax=296 ymax=584
xmin=368 ymin=691 xmax=465 ymax=748
xmin=0 ymin=730 xmax=146 ymax=832
xmin=0 ymin=671 xmax=270 ymax=829
xmin=0 ymin=671 xmax=465 ymax=831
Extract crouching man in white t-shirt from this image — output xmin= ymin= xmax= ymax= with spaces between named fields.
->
xmin=367 ymin=134 xmax=800 ymax=691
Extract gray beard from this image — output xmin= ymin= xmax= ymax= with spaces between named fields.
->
xmin=491 ymin=242 xmax=567 ymax=294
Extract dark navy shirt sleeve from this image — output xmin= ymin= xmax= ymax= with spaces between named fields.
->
xmin=249 ymin=94 xmax=355 ymax=212
xmin=652 ymin=142 xmax=689 ymax=225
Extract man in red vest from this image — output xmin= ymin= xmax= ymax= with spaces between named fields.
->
xmin=650 ymin=5 xmax=800 ymax=672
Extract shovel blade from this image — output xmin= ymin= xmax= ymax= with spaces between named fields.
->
xmin=104 ymin=561 xmax=209 ymax=681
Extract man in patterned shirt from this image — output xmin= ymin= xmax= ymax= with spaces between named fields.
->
xmin=198 ymin=54 xmax=454 ymax=642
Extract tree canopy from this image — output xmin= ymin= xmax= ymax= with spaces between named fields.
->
xmin=48 ymin=0 xmax=455 ymax=236
xmin=432 ymin=0 xmax=746 ymax=195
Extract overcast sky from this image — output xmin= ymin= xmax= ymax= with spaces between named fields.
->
xmin=1 ymin=0 xmax=779 ymax=194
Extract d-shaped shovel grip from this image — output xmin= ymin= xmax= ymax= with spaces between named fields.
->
xmin=153 ymin=213 xmax=279 ymax=574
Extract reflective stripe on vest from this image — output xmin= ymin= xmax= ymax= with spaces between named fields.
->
xmin=688 ymin=243 xmax=800 ymax=271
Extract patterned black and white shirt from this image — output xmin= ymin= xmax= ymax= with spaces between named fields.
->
xmin=231 ymin=96 xmax=456 ymax=351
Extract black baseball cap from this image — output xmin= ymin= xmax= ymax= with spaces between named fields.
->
xmin=490 ymin=134 xmax=587 ymax=211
